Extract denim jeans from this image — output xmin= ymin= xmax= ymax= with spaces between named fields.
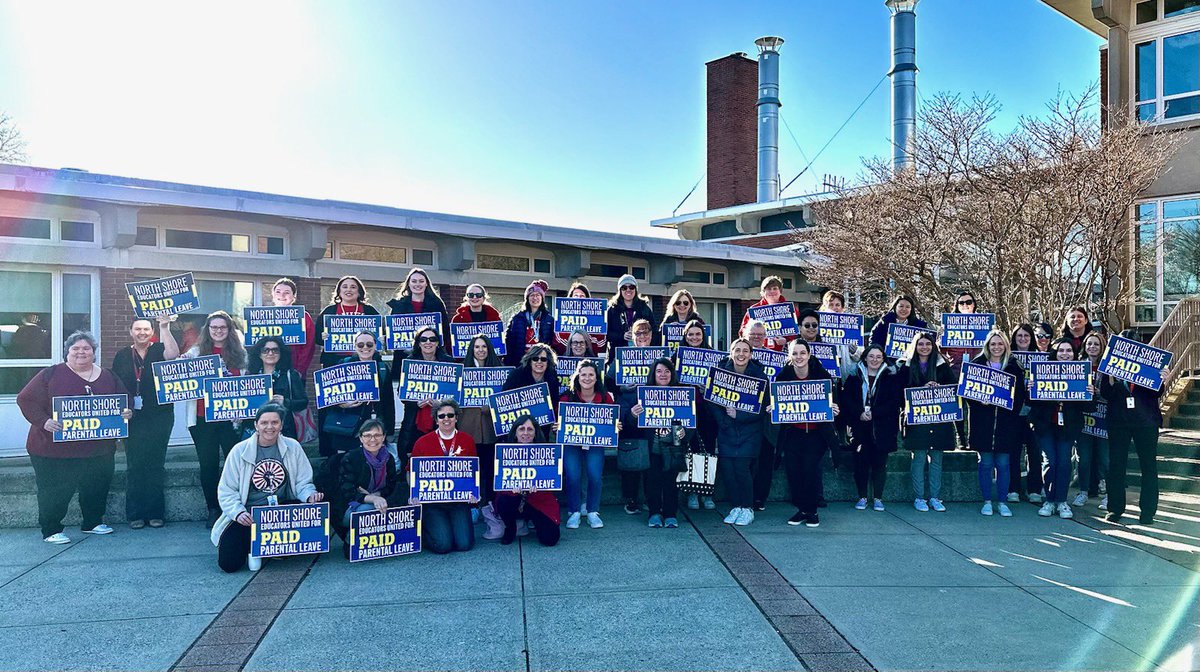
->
xmin=1037 ymin=432 xmax=1074 ymax=504
xmin=341 ymin=502 xmax=376 ymax=528
xmin=422 ymin=503 xmax=475 ymax=554
xmin=1074 ymin=434 xmax=1109 ymax=496
xmin=910 ymin=450 xmax=942 ymax=500
xmin=977 ymin=452 xmax=1011 ymax=502
xmin=563 ymin=445 xmax=605 ymax=513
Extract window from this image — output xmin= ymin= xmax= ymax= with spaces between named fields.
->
xmin=1137 ymin=0 xmax=1200 ymax=24
xmin=0 ymin=269 xmax=97 ymax=396
xmin=632 ymin=267 xmax=647 ymax=281
xmin=478 ymin=254 xmax=529 ymax=272
xmin=533 ymin=258 xmax=551 ymax=274
xmin=60 ymin=221 xmax=95 ymax=242
xmin=1133 ymin=196 xmax=1200 ymax=324
xmin=0 ymin=217 xmax=50 ymax=240
xmin=152 ymin=278 xmax=255 ymax=354
xmin=1132 ymin=7 xmax=1200 ymax=123
xmin=713 ymin=272 xmax=727 ymax=285
xmin=695 ymin=301 xmax=730 ymax=351
xmin=135 ymin=227 xmax=157 ymax=246
xmin=781 ymin=277 xmax=793 ymax=290
xmin=680 ymin=270 xmax=711 ymax=284
xmin=257 ymin=236 xmax=284 ymax=255
xmin=165 ymin=229 xmax=251 ymax=253
xmin=413 ymin=249 xmax=435 ymax=266
xmin=338 ymin=243 xmax=406 ymax=264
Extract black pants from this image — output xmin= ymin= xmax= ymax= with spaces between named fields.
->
xmin=782 ymin=427 xmax=828 ymax=515
xmin=494 ymin=495 xmax=560 ymax=546
xmin=1009 ymin=422 xmax=1043 ymax=496
xmin=719 ymin=456 xmax=754 ymax=508
xmin=189 ymin=418 xmax=239 ymax=512
xmin=696 ymin=403 xmax=718 ymax=455
xmin=621 ymin=470 xmax=643 ymax=506
xmin=853 ymin=447 xmax=888 ymax=500
xmin=1107 ymin=424 xmax=1159 ymax=522
xmin=751 ymin=438 xmax=780 ymax=507
xmin=477 ymin=443 xmax=496 ymax=504
xmin=30 ymin=453 xmax=115 ymax=538
xmin=217 ymin=520 xmax=252 ymax=573
xmin=644 ymin=454 xmax=679 ymax=518
xmin=125 ymin=415 xmax=173 ymax=521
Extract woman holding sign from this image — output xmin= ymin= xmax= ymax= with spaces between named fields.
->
xmin=503 ymin=343 xmax=561 ymax=399
xmin=739 ymin=276 xmax=794 ymax=352
xmin=18 ymin=331 xmax=133 ymax=544
xmin=1029 ymin=338 xmax=1094 ymax=520
xmin=560 ymin=359 xmax=616 ymax=529
xmin=494 ymin=414 xmax=561 ymax=546
xmin=965 ymin=331 xmax=1027 ymax=517
xmin=183 ymin=311 xmax=248 ymax=527
xmin=606 ymin=275 xmax=655 ymax=356
xmin=388 ymin=268 xmax=451 ymax=352
xmin=895 ymin=333 xmax=955 ymax=513
xmin=839 ymin=344 xmax=900 ymax=512
xmin=554 ymin=283 xmax=607 ymax=355
xmin=504 ymin=280 xmax=556 ymax=366
xmin=713 ymin=338 xmax=769 ymax=526
xmin=461 ymin=334 xmax=504 ymax=538
xmin=775 ymin=339 xmax=839 ymax=527
xmin=1074 ymin=332 xmax=1109 ymax=508
xmin=608 ymin=319 xmax=656 ymax=516
xmin=674 ymin=318 xmax=717 ymax=511
xmin=332 ymin=419 xmax=399 ymax=555
xmin=317 ymin=276 xmax=380 ymax=370
xmin=1099 ymin=330 xmax=1162 ymax=526
xmin=1007 ymin=324 xmax=1045 ymax=505
xmin=869 ymin=295 xmax=928 ymax=349
xmin=410 ymin=399 xmax=477 ymax=554
xmin=246 ymin=336 xmax=309 ymax=440
xmin=270 ymin=278 xmax=317 ymax=377
xmin=396 ymin=325 xmax=452 ymax=461
xmin=631 ymin=358 xmax=693 ymax=529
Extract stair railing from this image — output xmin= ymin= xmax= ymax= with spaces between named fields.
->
xmin=1149 ymin=296 xmax=1200 ymax=409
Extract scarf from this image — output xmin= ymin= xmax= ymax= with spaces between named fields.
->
xmin=363 ymin=447 xmax=389 ymax=492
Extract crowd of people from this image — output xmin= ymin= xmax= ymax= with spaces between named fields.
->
xmin=14 ymin=272 xmax=1164 ymax=574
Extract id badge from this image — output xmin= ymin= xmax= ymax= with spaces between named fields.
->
xmin=1126 ymin=397 xmax=1136 ymax=409
xmin=1057 ymin=411 xmax=1064 ymax=426
xmin=267 ymin=495 xmax=279 ymax=507
xmin=133 ymin=395 xmax=144 ymax=410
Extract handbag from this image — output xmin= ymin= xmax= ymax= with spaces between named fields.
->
xmin=676 ymin=452 xmax=718 ymax=495
xmin=294 ymin=407 xmax=318 ymax=444
xmin=617 ymin=438 xmax=650 ymax=472
xmin=322 ymin=407 xmax=363 ymax=437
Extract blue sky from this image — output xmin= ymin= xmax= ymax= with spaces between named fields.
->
xmin=0 ymin=1 xmax=1103 ymax=238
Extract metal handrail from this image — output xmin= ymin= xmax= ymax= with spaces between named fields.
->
xmin=1151 ymin=296 xmax=1200 ymax=407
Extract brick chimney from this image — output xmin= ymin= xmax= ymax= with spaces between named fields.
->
xmin=706 ymin=53 xmax=758 ymax=210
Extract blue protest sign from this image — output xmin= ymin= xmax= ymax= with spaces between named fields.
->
xmin=314 ymin=360 xmax=380 ymax=409
xmin=203 ymin=374 xmax=272 ymax=422
xmin=1029 ymin=361 xmax=1092 ymax=401
xmin=151 ymin=355 xmax=221 ymax=404
xmin=808 ymin=342 xmax=842 ymax=379
xmin=462 ymin=366 xmax=513 ymax=408
xmin=614 ymin=346 xmax=671 ymax=386
xmin=556 ymin=402 xmax=620 ymax=448
xmin=450 ymin=321 xmax=506 ymax=358
xmin=397 ymin=359 xmax=463 ymax=404
xmin=1082 ymin=401 xmax=1108 ymax=439
xmin=52 ymin=395 xmax=128 ymax=442
xmin=676 ymin=347 xmax=725 ymax=387
xmin=704 ymin=368 xmax=767 ymax=415
xmin=884 ymin=324 xmax=937 ymax=360
xmin=1098 ymin=334 xmax=1172 ymax=391
xmin=251 ymin=502 xmax=331 ymax=559
xmin=493 ymin=443 xmax=564 ymax=492
xmin=903 ymin=385 xmax=963 ymax=425
xmin=489 ymin=383 xmax=556 ymax=436
xmin=349 ymin=506 xmax=422 ymax=562
xmin=125 ymin=273 xmax=199 ymax=318
xmin=770 ymin=380 xmax=834 ymax=424
xmin=746 ymin=303 xmax=799 ymax=339
xmin=323 ymin=314 xmax=385 ymax=353
xmin=957 ymin=362 xmax=1016 ymax=411
xmin=817 ymin=312 xmax=865 ymax=348
xmin=939 ymin=313 xmax=996 ymax=349
xmin=636 ymin=386 xmax=697 ymax=429
xmin=242 ymin=306 xmax=307 ymax=347
xmin=386 ymin=313 xmax=442 ymax=352
xmin=409 ymin=456 xmax=480 ymax=503
xmin=662 ymin=322 xmax=713 ymax=352
xmin=752 ymin=347 xmax=788 ymax=381
xmin=1011 ymin=351 xmax=1050 ymax=372
xmin=553 ymin=297 xmax=607 ymax=335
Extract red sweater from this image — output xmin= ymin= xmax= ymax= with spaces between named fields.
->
xmin=451 ymin=304 xmax=502 ymax=324
xmin=17 ymin=364 xmax=131 ymax=458
xmin=410 ymin=430 xmax=478 ymax=461
xmin=740 ymin=297 xmax=796 ymax=352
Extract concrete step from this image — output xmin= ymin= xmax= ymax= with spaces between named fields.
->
xmin=1130 ymin=471 xmax=1200 ymax=495
xmin=1188 ymin=387 xmax=1200 ymax=403
xmin=1169 ymin=415 xmax=1200 ymax=430
xmin=1176 ymin=402 xmax=1200 ymax=417
xmin=1155 ymin=455 xmax=1200 ymax=477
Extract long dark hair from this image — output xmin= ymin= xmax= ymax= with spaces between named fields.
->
xmin=904 ymin=333 xmax=941 ymax=386
xmin=502 ymin=413 xmax=546 ymax=443
xmin=197 ymin=311 xmax=247 ymax=371
xmin=248 ymin=335 xmax=294 ymax=373
xmin=569 ymin=358 xmax=608 ymax=397
xmin=644 ymin=357 xmax=678 ymax=387
xmin=1009 ymin=324 xmax=1037 ymax=353
xmin=680 ymin=318 xmax=710 ymax=349
xmin=330 ymin=275 xmax=367 ymax=304
xmin=407 ymin=325 xmax=449 ymax=360
xmin=464 ymin=333 xmax=501 ymax=367
xmin=396 ymin=267 xmax=442 ymax=301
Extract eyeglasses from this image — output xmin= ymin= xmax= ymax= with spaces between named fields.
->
xmin=466 ymin=292 xmax=484 ymax=299
xmin=417 ymin=336 xmax=439 ymax=343
xmin=436 ymin=412 xmax=457 ymax=419
xmin=801 ymin=322 xmax=819 ymax=328
xmin=530 ymin=356 xmax=549 ymax=362
xmin=570 ymin=340 xmax=587 ymax=346
xmin=261 ymin=347 xmax=281 ymax=354
xmin=634 ymin=331 xmax=650 ymax=336
xmin=360 ymin=432 xmax=385 ymax=440
xmin=209 ymin=325 xmax=229 ymax=331
xmin=958 ymin=299 xmax=975 ymax=306
xmin=355 ymin=342 xmax=376 ymax=349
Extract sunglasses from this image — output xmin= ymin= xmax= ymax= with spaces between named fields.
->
xmin=801 ymin=322 xmax=819 ymax=328
xmin=355 ymin=342 xmax=376 ymax=349
xmin=530 ymin=356 xmax=549 ymax=362
xmin=436 ymin=412 xmax=457 ymax=419
xmin=1035 ymin=333 xmax=1050 ymax=339
xmin=958 ymin=299 xmax=975 ymax=306
xmin=677 ymin=301 xmax=691 ymax=307
xmin=621 ymin=285 xmax=636 ymax=291
xmin=417 ymin=336 xmax=439 ymax=343
xmin=466 ymin=292 xmax=484 ymax=299
xmin=261 ymin=347 xmax=281 ymax=354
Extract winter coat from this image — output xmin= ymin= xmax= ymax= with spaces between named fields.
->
xmin=504 ymin=309 xmax=555 ymax=366
xmin=388 ymin=293 xmax=451 ymax=354
xmin=964 ymin=355 xmax=1028 ymax=454
xmin=1099 ymin=374 xmax=1164 ymax=429
xmin=605 ymin=299 xmax=655 ymax=355
xmin=839 ymin=363 xmax=902 ymax=455
xmin=334 ymin=447 xmax=400 ymax=527
xmin=711 ymin=357 xmax=769 ymax=459
xmin=869 ymin=311 xmax=930 ymax=348
xmin=502 ymin=365 xmax=562 ymax=403
xmin=895 ymin=358 xmax=957 ymax=452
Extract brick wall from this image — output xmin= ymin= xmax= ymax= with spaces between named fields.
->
xmin=707 ymin=53 xmax=758 ymax=210
xmin=718 ymin=233 xmax=795 ymax=250
xmin=99 ymin=268 xmax=137 ymax=363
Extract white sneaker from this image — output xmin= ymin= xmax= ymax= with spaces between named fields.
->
xmin=981 ymin=501 xmax=994 ymax=516
xmin=83 ymin=524 xmax=113 ymax=535
xmin=686 ymin=494 xmax=700 ymax=510
xmin=1006 ymin=491 xmax=1020 ymax=503
xmin=930 ymin=498 xmax=946 ymax=512
xmin=1099 ymin=496 xmax=1108 ymax=511
xmin=998 ymin=503 xmax=1012 ymax=517
xmin=723 ymin=508 xmax=741 ymax=524
xmin=873 ymin=499 xmax=885 ymax=512
xmin=566 ymin=512 xmax=581 ymax=529
xmin=1072 ymin=492 xmax=1088 ymax=507
xmin=1038 ymin=502 xmax=1055 ymax=517
xmin=247 ymin=554 xmax=262 ymax=571
xmin=734 ymin=508 xmax=754 ymax=526
xmin=1098 ymin=479 xmax=1107 ymax=495
xmin=854 ymin=498 xmax=868 ymax=510
xmin=43 ymin=532 xmax=70 ymax=544
xmin=914 ymin=498 xmax=929 ymax=512
xmin=1058 ymin=503 xmax=1074 ymax=519
xmin=1028 ymin=492 xmax=1044 ymax=504
xmin=586 ymin=512 xmax=604 ymax=529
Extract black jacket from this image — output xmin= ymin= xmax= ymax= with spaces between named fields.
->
xmin=964 ymin=355 xmax=1028 ymax=454
xmin=387 ymin=294 xmax=451 ymax=354
xmin=316 ymin=303 xmax=381 ymax=369
xmin=1099 ymin=374 xmax=1164 ymax=429
xmin=111 ymin=343 xmax=174 ymax=421
xmin=333 ymin=447 xmax=399 ymax=532
xmin=502 ymin=364 xmax=562 ymax=402
xmin=338 ymin=355 xmax=396 ymax=437
xmin=839 ymin=364 xmax=901 ymax=454
xmin=895 ymin=358 xmax=957 ymax=452
xmin=606 ymin=299 xmax=656 ymax=356
xmin=711 ymin=357 xmax=769 ymax=458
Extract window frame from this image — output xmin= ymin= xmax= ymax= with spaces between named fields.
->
xmin=137 ymin=222 xmax=288 ymax=259
xmin=1131 ymin=193 xmax=1200 ymax=325
xmin=1130 ymin=11 xmax=1200 ymax=125
xmin=0 ymin=215 xmax=99 ymax=247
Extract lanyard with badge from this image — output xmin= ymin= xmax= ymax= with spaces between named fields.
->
xmin=131 ymin=346 xmax=145 ymax=410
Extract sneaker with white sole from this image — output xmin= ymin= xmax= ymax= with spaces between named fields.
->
xmin=998 ymin=503 xmax=1013 ymax=517
xmin=1099 ymin=496 xmax=1108 ymax=511
xmin=1028 ymin=492 xmax=1044 ymax=504
xmin=82 ymin=524 xmax=113 ymax=535
xmin=914 ymin=498 xmax=930 ymax=512
xmin=648 ymin=514 xmax=664 ymax=528
xmin=855 ymin=498 xmax=868 ymax=510
xmin=702 ymin=496 xmax=716 ymax=510
xmin=734 ymin=508 xmax=754 ymax=526
xmin=1071 ymin=492 xmax=1088 ymax=507
xmin=43 ymin=532 xmax=70 ymax=544
xmin=1058 ymin=503 xmax=1074 ymax=519
xmin=1098 ymin=479 xmax=1107 ymax=495
xmin=586 ymin=512 xmax=604 ymax=529
xmin=981 ymin=501 xmax=994 ymax=516
xmin=873 ymin=499 xmax=885 ymax=512
xmin=565 ymin=512 xmax=581 ymax=530
xmin=930 ymin=498 xmax=946 ymax=512
xmin=247 ymin=554 xmax=262 ymax=572
xmin=723 ymin=508 xmax=741 ymax=524
xmin=1037 ymin=502 xmax=1055 ymax=517
xmin=686 ymin=494 xmax=700 ymax=510
xmin=1006 ymin=491 xmax=1020 ymax=503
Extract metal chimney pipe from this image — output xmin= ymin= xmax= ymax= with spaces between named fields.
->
xmin=755 ymin=36 xmax=784 ymax=203
xmin=887 ymin=0 xmax=918 ymax=173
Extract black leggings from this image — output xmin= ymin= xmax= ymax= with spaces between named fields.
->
xmin=29 ymin=453 xmax=115 ymax=538
xmin=644 ymin=454 xmax=680 ymax=518
xmin=853 ymin=448 xmax=888 ymax=500
xmin=217 ymin=521 xmax=252 ymax=573
xmin=494 ymin=495 xmax=560 ymax=546
xmin=781 ymin=426 xmax=830 ymax=515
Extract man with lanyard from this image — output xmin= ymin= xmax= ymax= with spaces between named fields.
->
xmin=111 ymin=315 xmax=180 ymax=529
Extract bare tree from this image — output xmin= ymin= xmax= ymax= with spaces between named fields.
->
xmin=797 ymin=87 xmax=1182 ymax=333
xmin=0 ymin=112 xmax=27 ymax=163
